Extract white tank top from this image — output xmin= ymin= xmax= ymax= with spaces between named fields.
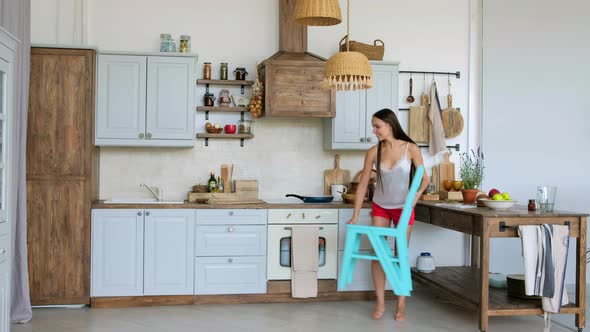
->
xmin=372 ymin=143 xmax=411 ymax=209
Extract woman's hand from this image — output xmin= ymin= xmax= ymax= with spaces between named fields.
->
xmin=347 ymin=216 xmax=358 ymax=224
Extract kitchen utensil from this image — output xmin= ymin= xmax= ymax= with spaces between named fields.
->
xmin=323 ymin=154 xmax=351 ymax=195
xmin=285 ymin=194 xmax=334 ymax=203
xmin=408 ymin=106 xmax=429 ymax=144
xmin=416 ymin=252 xmax=435 ymax=273
xmin=406 ymin=75 xmax=415 ymax=103
xmin=441 ymin=80 xmax=464 ymax=138
xmin=330 ymin=184 xmax=347 ymax=201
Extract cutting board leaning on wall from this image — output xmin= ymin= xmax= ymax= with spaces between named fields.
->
xmin=408 ymin=92 xmax=430 ymax=144
xmin=324 ymin=154 xmax=351 ymax=195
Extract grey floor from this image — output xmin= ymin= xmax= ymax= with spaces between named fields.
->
xmin=11 ymin=285 xmax=582 ymax=332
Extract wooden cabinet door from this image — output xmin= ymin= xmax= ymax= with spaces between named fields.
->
xmin=365 ymin=63 xmax=399 ymax=144
xmin=146 ymin=57 xmax=195 ymax=140
xmin=91 ymin=209 xmax=144 ymax=297
xmin=27 ymin=49 xmax=93 ymax=178
xmin=96 ymin=54 xmax=146 ymax=140
xmin=143 ymin=209 xmax=195 ymax=295
xmin=27 ymin=180 xmax=89 ymax=304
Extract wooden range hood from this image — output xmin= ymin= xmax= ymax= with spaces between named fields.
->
xmin=259 ymin=0 xmax=336 ymax=117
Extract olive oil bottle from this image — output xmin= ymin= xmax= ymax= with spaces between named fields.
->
xmin=208 ymin=172 xmax=218 ymax=193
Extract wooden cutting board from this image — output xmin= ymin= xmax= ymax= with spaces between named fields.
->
xmin=408 ymin=105 xmax=429 ymax=144
xmin=441 ymin=94 xmax=464 ymax=138
xmin=438 ymin=152 xmax=455 ymax=192
xmin=324 ymin=154 xmax=351 ymax=195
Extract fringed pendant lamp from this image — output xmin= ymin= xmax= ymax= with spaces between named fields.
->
xmin=323 ymin=0 xmax=372 ymax=91
xmin=294 ymin=0 xmax=342 ymax=26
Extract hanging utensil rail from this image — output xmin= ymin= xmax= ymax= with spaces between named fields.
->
xmin=399 ymin=70 xmax=461 ymax=79
xmin=417 ymin=143 xmax=460 ymax=152
xmin=498 ymin=221 xmax=570 ymax=232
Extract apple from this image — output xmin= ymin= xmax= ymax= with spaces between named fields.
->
xmin=502 ymin=192 xmax=511 ymax=200
xmin=214 ymin=123 xmax=221 ymax=129
xmin=492 ymin=193 xmax=503 ymax=201
xmin=488 ymin=188 xmax=501 ymax=198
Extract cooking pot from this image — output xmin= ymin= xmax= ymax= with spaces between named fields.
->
xmin=285 ymin=194 xmax=334 ymax=203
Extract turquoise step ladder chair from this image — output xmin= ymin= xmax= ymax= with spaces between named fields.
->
xmin=338 ymin=165 xmax=424 ymax=297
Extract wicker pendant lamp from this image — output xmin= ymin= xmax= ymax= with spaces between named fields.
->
xmin=294 ymin=0 xmax=342 ymax=26
xmin=323 ymin=0 xmax=372 ymax=91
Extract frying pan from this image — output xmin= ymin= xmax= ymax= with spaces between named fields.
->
xmin=285 ymin=194 xmax=334 ymax=203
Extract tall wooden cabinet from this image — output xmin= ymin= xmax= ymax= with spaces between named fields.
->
xmin=27 ymin=47 xmax=98 ymax=305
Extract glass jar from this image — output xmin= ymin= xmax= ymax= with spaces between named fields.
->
xmin=203 ymin=92 xmax=215 ymax=106
xmin=179 ymin=35 xmax=191 ymax=53
xmin=220 ymin=63 xmax=228 ymax=80
xmin=528 ymin=199 xmax=537 ymax=211
xmin=203 ymin=62 xmax=212 ymax=80
xmin=238 ymin=120 xmax=253 ymax=134
xmin=160 ymin=33 xmax=172 ymax=52
xmin=233 ymin=67 xmax=248 ymax=80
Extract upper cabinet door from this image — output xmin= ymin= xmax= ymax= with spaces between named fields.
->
xmin=332 ymin=90 xmax=366 ymax=143
xmin=96 ymin=55 xmax=146 ymax=140
xmin=146 ymin=57 xmax=195 ymax=140
xmin=365 ymin=63 xmax=399 ymax=143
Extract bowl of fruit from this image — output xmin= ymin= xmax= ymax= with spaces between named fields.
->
xmin=481 ymin=189 xmax=516 ymax=210
xmin=205 ymin=122 xmax=223 ymax=134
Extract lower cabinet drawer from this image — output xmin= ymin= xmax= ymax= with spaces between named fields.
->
xmin=195 ymin=225 xmax=266 ymax=256
xmin=195 ymin=256 xmax=266 ymax=295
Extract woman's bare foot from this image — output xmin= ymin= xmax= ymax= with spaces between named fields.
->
xmin=372 ymin=304 xmax=386 ymax=320
xmin=394 ymin=303 xmax=407 ymax=321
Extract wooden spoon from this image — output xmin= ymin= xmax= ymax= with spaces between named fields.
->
xmin=407 ymin=75 xmax=415 ymax=103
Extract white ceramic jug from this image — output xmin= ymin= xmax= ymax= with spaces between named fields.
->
xmin=416 ymin=252 xmax=436 ymax=273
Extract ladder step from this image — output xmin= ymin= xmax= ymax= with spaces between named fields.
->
xmin=351 ymin=253 xmax=400 ymax=263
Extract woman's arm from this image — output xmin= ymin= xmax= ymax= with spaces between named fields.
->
xmin=409 ymin=143 xmax=429 ymax=207
xmin=347 ymin=147 xmax=377 ymax=224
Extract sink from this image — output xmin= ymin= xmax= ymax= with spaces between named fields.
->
xmin=104 ymin=198 xmax=185 ymax=204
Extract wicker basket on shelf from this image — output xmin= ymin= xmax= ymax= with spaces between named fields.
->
xmin=339 ymin=35 xmax=384 ymax=60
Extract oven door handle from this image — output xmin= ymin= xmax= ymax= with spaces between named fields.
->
xmin=283 ymin=227 xmax=324 ymax=230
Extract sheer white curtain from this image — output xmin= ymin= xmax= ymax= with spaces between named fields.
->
xmin=1 ymin=0 xmax=32 ymax=323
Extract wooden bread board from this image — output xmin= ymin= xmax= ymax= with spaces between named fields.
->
xmin=438 ymin=152 xmax=455 ymax=192
xmin=188 ymin=192 xmax=263 ymax=204
xmin=234 ymin=180 xmax=259 ymax=199
xmin=439 ymin=191 xmax=463 ymax=201
xmin=420 ymin=194 xmax=440 ymax=201
xmin=408 ymin=105 xmax=429 ymax=144
xmin=324 ymin=154 xmax=350 ymax=195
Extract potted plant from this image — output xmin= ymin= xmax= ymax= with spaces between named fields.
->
xmin=459 ymin=148 xmax=484 ymax=204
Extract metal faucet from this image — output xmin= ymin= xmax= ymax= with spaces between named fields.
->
xmin=140 ymin=184 xmax=163 ymax=201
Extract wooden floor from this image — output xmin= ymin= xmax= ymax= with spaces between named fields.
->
xmin=412 ymin=266 xmax=578 ymax=313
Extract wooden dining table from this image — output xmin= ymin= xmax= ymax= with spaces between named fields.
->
xmin=413 ymin=201 xmax=588 ymax=332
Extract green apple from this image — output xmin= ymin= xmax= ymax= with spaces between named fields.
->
xmin=501 ymin=192 xmax=511 ymax=200
xmin=492 ymin=194 xmax=503 ymax=201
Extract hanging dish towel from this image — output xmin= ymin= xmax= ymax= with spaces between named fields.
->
xmin=518 ymin=224 xmax=570 ymax=332
xmin=428 ymin=82 xmax=447 ymax=156
xmin=291 ymin=225 xmax=319 ymax=298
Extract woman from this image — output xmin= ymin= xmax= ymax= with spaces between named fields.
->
xmin=347 ymin=108 xmax=429 ymax=321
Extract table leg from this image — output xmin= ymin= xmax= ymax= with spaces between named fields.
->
xmin=471 ymin=234 xmax=479 ymax=267
xmin=575 ymin=217 xmax=587 ymax=330
xmin=479 ymin=227 xmax=490 ymax=332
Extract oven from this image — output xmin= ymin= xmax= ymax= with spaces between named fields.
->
xmin=267 ymin=209 xmax=338 ymax=280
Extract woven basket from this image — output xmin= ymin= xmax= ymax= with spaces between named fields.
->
xmin=339 ymin=35 xmax=384 ymax=60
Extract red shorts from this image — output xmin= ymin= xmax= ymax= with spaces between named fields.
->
xmin=371 ymin=202 xmax=415 ymax=226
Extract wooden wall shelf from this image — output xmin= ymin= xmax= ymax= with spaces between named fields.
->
xmin=197 ymin=79 xmax=254 ymax=86
xmin=196 ymin=106 xmax=248 ymax=112
xmin=196 ymin=133 xmax=254 ymax=147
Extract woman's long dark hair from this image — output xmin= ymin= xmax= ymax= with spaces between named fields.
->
xmin=373 ymin=108 xmax=417 ymax=191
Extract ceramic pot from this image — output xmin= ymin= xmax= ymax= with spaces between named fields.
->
xmin=461 ymin=189 xmax=479 ymax=205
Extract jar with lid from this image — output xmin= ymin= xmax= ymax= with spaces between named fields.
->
xmin=179 ymin=35 xmax=191 ymax=53
xmin=233 ymin=67 xmax=248 ymax=80
xmin=159 ymin=33 xmax=176 ymax=52
xmin=203 ymin=62 xmax=212 ymax=80
xmin=238 ymin=120 xmax=253 ymax=134
xmin=203 ymin=92 xmax=216 ymax=107
xmin=528 ymin=199 xmax=538 ymax=211
xmin=220 ymin=63 xmax=228 ymax=80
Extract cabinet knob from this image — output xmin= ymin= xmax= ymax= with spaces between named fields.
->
xmin=145 ymin=211 xmax=150 ymax=216
xmin=0 ymin=249 xmax=5 ymax=255
xmin=138 ymin=133 xmax=145 ymax=139
xmin=360 ymin=137 xmax=366 ymax=142
xmin=146 ymin=133 xmax=152 ymax=139
xmin=229 ymin=211 xmax=234 ymax=216
xmin=302 ymin=213 xmax=305 ymax=219
xmin=228 ymin=258 xmax=233 ymax=263
xmin=367 ymin=137 xmax=372 ymax=142
xmin=227 ymin=226 xmax=234 ymax=233
xmin=315 ymin=215 xmax=320 ymax=219
xmin=137 ymin=211 xmax=143 ymax=216
xmin=286 ymin=213 xmax=291 ymax=218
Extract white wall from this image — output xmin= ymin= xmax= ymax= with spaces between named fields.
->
xmin=482 ymin=0 xmax=590 ymax=284
xmin=32 ymin=0 xmax=472 ymax=267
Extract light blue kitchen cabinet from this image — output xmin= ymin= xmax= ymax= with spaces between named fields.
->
xmin=91 ymin=209 xmax=196 ymax=297
xmin=337 ymin=209 xmax=392 ymax=292
xmin=91 ymin=209 xmax=144 ymax=297
xmin=95 ymin=53 xmax=196 ymax=147
xmin=144 ymin=209 xmax=195 ymax=295
xmin=323 ymin=62 xmax=399 ymax=150
xmin=194 ymin=209 xmax=267 ymax=295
